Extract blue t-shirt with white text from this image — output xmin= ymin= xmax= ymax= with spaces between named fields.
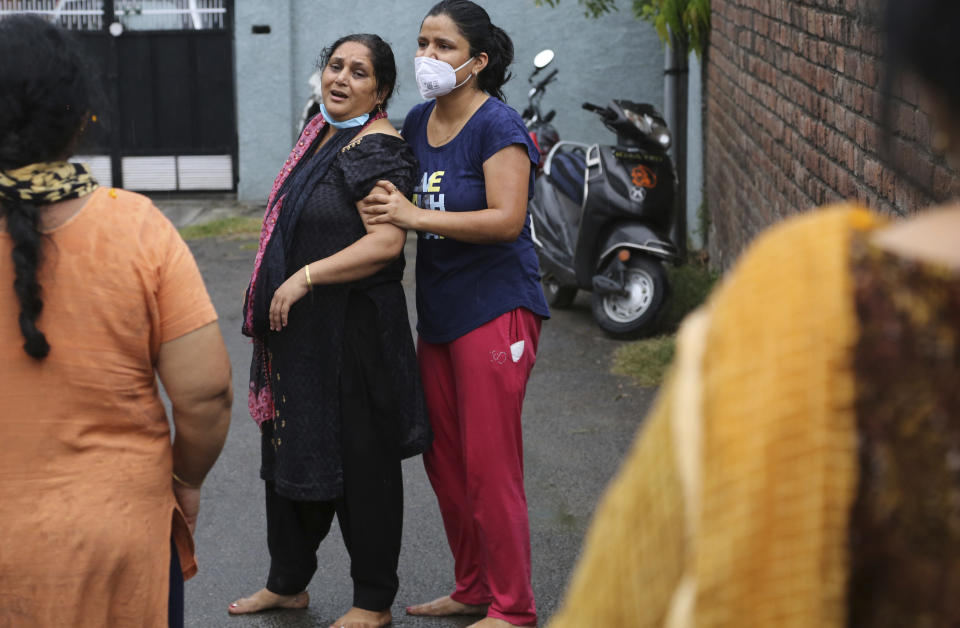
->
xmin=402 ymin=98 xmax=550 ymax=343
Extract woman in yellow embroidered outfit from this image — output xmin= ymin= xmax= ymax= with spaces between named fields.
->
xmin=0 ymin=16 xmax=232 ymax=627
xmin=548 ymin=0 xmax=960 ymax=625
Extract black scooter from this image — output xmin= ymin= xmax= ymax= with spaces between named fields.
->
xmin=528 ymin=60 xmax=679 ymax=338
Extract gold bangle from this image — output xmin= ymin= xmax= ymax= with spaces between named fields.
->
xmin=304 ymin=264 xmax=312 ymax=289
xmin=172 ymin=471 xmax=201 ymax=489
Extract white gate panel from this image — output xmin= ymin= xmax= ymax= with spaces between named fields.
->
xmin=72 ymin=154 xmax=113 ymax=187
xmin=122 ymin=156 xmax=177 ymax=191
xmin=177 ymin=155 xmax=232 ymax=190
xmin=0 ymin=0 xmax=227 ymax=30
xmin=115 ymin=0 xmax=226 ymax=30
xmin=0 ymin=0 xmax=105 ymax=30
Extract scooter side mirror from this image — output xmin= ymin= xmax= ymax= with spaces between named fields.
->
xmin=533 ymin=49 xmax=555 ymax=69
xmin=544 ymin=110 xmax=556 ymax=123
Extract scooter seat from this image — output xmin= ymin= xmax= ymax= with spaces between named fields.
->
xmin=548 ymin=150 xmax=586 ymax=206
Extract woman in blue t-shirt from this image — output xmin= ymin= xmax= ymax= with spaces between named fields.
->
xmin=362 ymin=2 xmax=548 ymax=626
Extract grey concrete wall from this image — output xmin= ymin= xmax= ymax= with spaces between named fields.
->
xmin=235 ymin=0 xmax=669 ymax=204
xmin=235 ymin=1 xmax=294 ymax=202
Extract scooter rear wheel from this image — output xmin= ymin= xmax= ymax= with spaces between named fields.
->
xmin=542 ymin=275 xmax=577 ymax=308
xmin=591 ymin=257 xmax=666 ymax=338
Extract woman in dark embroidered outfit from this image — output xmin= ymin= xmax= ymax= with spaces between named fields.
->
xmin=231 ymin=34 xmax=429 ymax=628
xmin=545 ymin=0 xmax=960 ymax=626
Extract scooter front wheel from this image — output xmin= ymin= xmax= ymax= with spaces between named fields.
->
xmin=542 ymin=274 xmax=577 ymax=308
xmin=591 ymin=257 xmax=666 ymax=338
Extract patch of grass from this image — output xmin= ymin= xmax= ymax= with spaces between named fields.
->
xmin=612 ymin=258 xmax=719 ymax=386
xmin=657 ymin=260 xmax=719 ymax=333
xmin=179 ymin=216 xmax=261 ymax=240
xmin=612 ymin=335 xmax=676 ymax=387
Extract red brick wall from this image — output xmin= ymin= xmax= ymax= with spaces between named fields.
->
xmin=705 ymin=0 xmax=960 ymax=267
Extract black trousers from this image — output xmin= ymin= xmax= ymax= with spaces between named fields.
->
xmin=265 ymin=292 xmax=403 ymax=611
xmin=168 ymin=539 xmax=183 ymax=628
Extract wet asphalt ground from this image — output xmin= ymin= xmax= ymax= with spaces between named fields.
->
xmin=160 ymin=196 xmax=657 ymax=627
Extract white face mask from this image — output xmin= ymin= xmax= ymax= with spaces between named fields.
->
xmin=414 ymin=56 xmax=474 ymax=99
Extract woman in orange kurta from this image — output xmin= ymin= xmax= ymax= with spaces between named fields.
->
xmin=0 ymin=16 xmax=232 ymax=627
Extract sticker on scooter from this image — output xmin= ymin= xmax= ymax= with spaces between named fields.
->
xmin=615 ymin=150 xmax=663 ymax=162
xmin=629 ymin=187 xmax=647 ymax=202
xmin=630 ymin=164 xmax=657 ymax=188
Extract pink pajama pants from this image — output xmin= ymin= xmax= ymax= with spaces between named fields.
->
xmin=417 ymin=307 xmax=541 ymax=627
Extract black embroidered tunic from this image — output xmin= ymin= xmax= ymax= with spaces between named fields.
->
xmin=260 ymin=133 xmax=430 ymax=501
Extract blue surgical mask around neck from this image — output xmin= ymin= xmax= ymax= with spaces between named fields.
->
xmin=320 ymin=102 xmax=370 ymax=129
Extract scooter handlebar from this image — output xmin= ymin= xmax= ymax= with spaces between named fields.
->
xmin=534 ymin=69 xmax=558 ymax=90
xmin=582 ymin=102 xmax=616 ymax=120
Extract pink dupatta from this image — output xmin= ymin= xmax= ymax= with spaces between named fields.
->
xmin=243 ymin=114 xmax=328 ymax=425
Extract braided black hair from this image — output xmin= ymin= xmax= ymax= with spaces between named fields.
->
xmin=6 ymin=198 xmax=50 ymax=359
xmin=425 ymin=0 xmax=514 ymax=102
xmin=0 ymin=15 xmax=94 ymax=359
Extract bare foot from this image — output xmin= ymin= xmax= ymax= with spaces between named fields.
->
xmin=467 ymin=619 xmax=528 ymax=628
xmin=227 ymin=588 xmax=309 ymax=615
xmin=328 ymin=606 xmax=392 ymax=628
xmin=405 ymin=595 xmax=488 ymax=617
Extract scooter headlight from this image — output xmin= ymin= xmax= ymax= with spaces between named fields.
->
xmin=623 ymin=108 xmax=652 ymax=134
xmin=657 ymin=131 xmax=672 ymax=149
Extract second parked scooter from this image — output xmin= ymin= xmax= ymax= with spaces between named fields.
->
xmin=521 ymin=49 xmax=559 ymax=169
xmin=526 ymin=52 xmax=680 ymax=338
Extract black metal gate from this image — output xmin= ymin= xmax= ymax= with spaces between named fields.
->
xmin=0 ymin=0 xmax=237 ymax=192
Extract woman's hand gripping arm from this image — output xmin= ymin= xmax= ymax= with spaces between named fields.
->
xmin=359 ymin=143 xmax=531 ymax=244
